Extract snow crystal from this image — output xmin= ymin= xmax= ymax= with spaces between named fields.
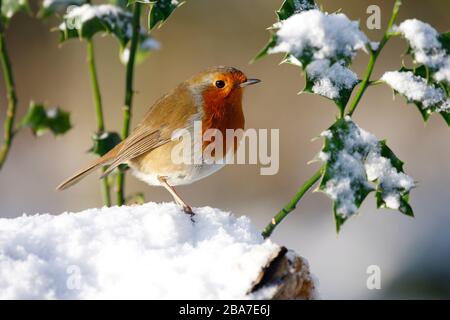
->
xmin=396 ymin=19 xmax=450 ymax=84
xmin=319 ymin=118 xmax=415 ymax=216
xmin=306 ymin=59 xmax=358 ymax=99
xmin=0 ymin=203 xmax=295 ymax=299
xmin=381 ymin=71 xmax=450 ymax=112
xmin=270 ymin=10 xmax=369 ymax=61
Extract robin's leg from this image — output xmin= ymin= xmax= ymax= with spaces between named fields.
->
xmin=158 ymin=176 xmax=194 ymax=217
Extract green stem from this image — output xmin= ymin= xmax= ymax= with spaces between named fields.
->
xmin=117 ymin=2 xmax=141 ymax=206
xmin=346 ymin=0 xmax=402 ymax=116
xmin=86 ymin=39 xmax=111 ymax=206
xmin=0 ymin=30 xmax=18 ymax=170
xmin=262 ymin=168 xmax=323 ymax=239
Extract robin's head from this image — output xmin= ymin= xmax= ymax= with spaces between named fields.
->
xmin=187 ymin=66 xmax=260 ymax=107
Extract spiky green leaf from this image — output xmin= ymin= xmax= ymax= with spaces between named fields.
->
xmin=19 ymin=102 xmax=72 ymax=136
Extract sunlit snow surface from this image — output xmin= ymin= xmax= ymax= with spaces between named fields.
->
xmin=0 ymin=203 xmax=283 ymax=299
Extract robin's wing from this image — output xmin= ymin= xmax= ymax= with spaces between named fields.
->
xmin=101 ymin=83 xmax=198 ymax=178
xmin=100 ymin=125 xmax=170 ymax=178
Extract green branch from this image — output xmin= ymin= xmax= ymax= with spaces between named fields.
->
xmin=346 ymin=0 xmax=402 ymax=116
xmin=262 ymin=168 xmax=323 ymax=238
xmin=117 ymin=2 xmax=141 ymax=206
xmin=0 ymin=28 xmax=18 ymax=170
xmin=86 ymin=39 xmax=111 ymax=206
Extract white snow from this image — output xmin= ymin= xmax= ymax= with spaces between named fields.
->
xmin=0 ymin=202 xmax=299 ymax=299
xmin=395 ymin=19 xmax=450 ymax=84
xmin=306 ymin=59 xmax=358 ymax=99
xmin=319 ymin=117 xmax=415 ymax=217
xmin=270 ymin=10 xmax=369 ymax=61
xmin=381 ymin=71 xmax=450 ymax=112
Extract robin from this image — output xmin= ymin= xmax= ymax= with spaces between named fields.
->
xmin=57 ymin=66 xmax=260 ymax=215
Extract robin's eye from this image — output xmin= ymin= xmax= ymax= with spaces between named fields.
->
xmin=215 ymin=80 xmax=226 ymax=88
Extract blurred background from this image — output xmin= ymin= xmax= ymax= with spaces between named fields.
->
xmin=1 ymin=0 xmax=449 ymax=299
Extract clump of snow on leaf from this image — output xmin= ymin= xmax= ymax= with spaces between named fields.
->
xmin=306 ymin=60 xmax=358 ymax=99
xmin=0 ymin=203 xmax=312 ymax=299
xmin=395 ymin=19 xmax=450 ymax=84
xmin=270 ymin=10 xmax=368 ymax=60
xmin=319 ymin=117 xmax=415 ymax=217
xmin=381 ymin=71 xmax=450 ymax=112
xmin=365 ymin=151 xmax=415 ymax=210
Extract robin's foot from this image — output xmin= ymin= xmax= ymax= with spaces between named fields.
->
xmin=181 ymin=204 xmax=195 ymax=222
xmin=158 ymin=176 xmax=195 ymax=222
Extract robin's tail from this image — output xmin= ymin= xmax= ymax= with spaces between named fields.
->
xmin=56 ymin=145 xmax=120 ymax=191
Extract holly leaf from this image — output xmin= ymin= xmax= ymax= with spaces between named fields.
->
xmin=304 ymin=60 xmax=360 ymax=113
xmin=1 ymin=0 xmax=29 ymax=25
xmin=318 ymin=118 xmax=374 ymax=232
xmin=90 ymin=131 xmax=121 ymax=157
xmin=59 ymin=4 xmax=133 ymax=46
xmin=276 ymin=0 xmax=317 ymax=20
xmin=383 ymin=67 xmax=450 ymax=126
xmin=19 ymin=102 xmax=72 ymax=136
xmin=317 ymin=118 xmax=415 ymax=232
xmin=38 ymin=0 xmax=87 ymax=19
xmin=134 ymin=0 xmax=185 ymax=30
xmin=373 ymin=141 xmax=414 ymax=217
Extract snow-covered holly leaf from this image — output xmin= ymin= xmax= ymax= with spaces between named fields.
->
xmin=317 ymin=118 xmax=415 ymax=232
xmin=38 ymin=0 xmax=87 ymax=19
xmin=372 ymin=141 xmax=414 ymax=217
xmin=1 ymin=0 xmax=29 ymax=24
xmin=133 ymin=0 xmax=185 ymax=30
xmin=276 ymin=0 xmax=317 ymax=20
xmin=317 ymin=118 xmax=374 ymax=231
xmin=19 ymin=102 xmax=72 ymax=136
xmin=304 ymin=60 xmax=360 ymax=112
xmin=89 ymin=131 xmax=121 ymax=157
xmin=59 ymin=4 xmax=133 ymax=46
xmin=395 ymin=20 xmax=450 ymax=86
xmin=381 ymin=67 xmax=450 ymax=126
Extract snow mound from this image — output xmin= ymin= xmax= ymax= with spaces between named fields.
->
xmin=0 ymin=203 xmax=314 ymax=299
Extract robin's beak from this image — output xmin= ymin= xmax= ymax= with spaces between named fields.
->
xmin=240 ymin=79 xmax=261 ymax=88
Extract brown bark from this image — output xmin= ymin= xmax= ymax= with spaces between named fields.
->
xmin=249 ymin=247 xmax=317 ymax=300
